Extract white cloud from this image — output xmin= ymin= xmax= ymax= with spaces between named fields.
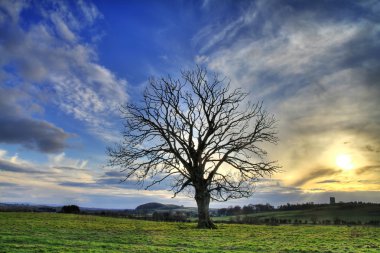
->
xmin=0 ymin=149 xmax=185 ymax=208
xmin=0 ymin=150 xmax=95 ymax=186
xmin=0 ymin=149 xmax=7 ymax=158
xmin=193 ymin=3 xmax=257 ymax=53
xmin=48 ymin=152 xmax=88 ymax=170
xmin=77 ymin=0 xmax=103 ymax=25
xmin=0 ymin=1 xmax=127 ymax=143
xmin=0 ymin=0 xmax=27 ymax=24
xmin=207 ymin=22 xmax=360 ymax=98
xmin=194 ymin=55 xmax=209 ymax=64
xmin=50 ymin=13 xmax=76 ymax=42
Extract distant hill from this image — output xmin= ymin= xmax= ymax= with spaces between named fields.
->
xmin=0 ymin=203 xmax=132 ymax=213
xmin=213 ymin=204 xmax=380 ymax=224
xmin=135 ymin=202 xmax=182 ymax=211
xmin=0 ymin=203 xmax=59 ymax=212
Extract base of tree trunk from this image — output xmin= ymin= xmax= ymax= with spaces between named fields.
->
xmin=195 ymin=190 xmax=216 ymax=229
xmin=197 ymin=219 xmax=217 ymax=229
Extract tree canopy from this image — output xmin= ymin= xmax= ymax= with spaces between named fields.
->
xmin=108 ymin=67 xmax=279 ymax=228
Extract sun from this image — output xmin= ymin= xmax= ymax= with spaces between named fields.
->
xmin=335 ymin=154 xmax=354 ymax=170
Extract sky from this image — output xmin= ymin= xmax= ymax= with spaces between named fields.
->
xmin=0 ymin=0 xmax=379 ymax=209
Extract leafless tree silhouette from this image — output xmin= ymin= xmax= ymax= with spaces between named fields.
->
xmin=108 ymin=67 xmax=279 ymax=228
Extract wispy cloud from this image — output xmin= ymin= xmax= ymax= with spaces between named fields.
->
xmin=0 ymin=168 xmax=184 ymax=209
xmin=292 ymin=168 xmax=341 ymax=187
xmin=0 ymin=160 xmax=42 ymax=174
xmin=195 ymin=0 xmax=380 ymax=191
xmin=0 ymin=149 xmax=51 ymax=175
xmin=193 ymin=2 xmax=257 ymax=54
xmin=316 ymin=180 xmax=341 ymax=184
xmin=0 ymin=150 xmax=174 ymax=207
xmin=356 ymin=165 xmax=380 ymax=175
xmin=0 ymin=150 xmax=91 ymax=181
xmin=0 ymin=182 xmax=18 ymax=187
xmin=0 ymin=0 xmax=128 ymax=143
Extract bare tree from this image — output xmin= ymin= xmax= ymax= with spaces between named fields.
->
xmin=108 ymin=67 xmax=279 ymax=228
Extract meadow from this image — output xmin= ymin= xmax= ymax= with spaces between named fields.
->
xmin=1 ymin=212 xmax=380 ymax=252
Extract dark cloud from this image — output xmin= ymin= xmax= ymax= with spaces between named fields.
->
xmin=96 ymin=177 xmax=122 ymax=185
xmin=293 ymin=168 xmax=341 ymax=187
xmin=0 ymin=118 xmax=70 ymax=153
xmin=0 ymin=87 xmax=70 ymax=153
xmin=103 ymin=171 xmax=125 ymax=177
xmin=52 ymin=166 xmax=86 ymax=172
xmin=56 ymin=170 xmax=143 ymax=190
xmin=362 ymin=145 xmax=380 ymax=153
xmin=59 ymin=182 xmax=97 ymax=188
xmin=356 ymin=165 xmax=380 ymax=175
xmin=95 ymin=171 xmax=172 ymax=191
xmin=58 ymin=177 xmax=167 ymax=191
xmin=316 ymin=180 xmax=341 ymax=184
xmin=0 ymin=182 xmax=19 ymax=187
xmin=59 ymin=179 xmax=135 ymax=190
xmin=0 ymin=160 xmax=40 ymax=174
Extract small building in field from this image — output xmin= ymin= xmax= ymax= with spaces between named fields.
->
xmin=330 ymin=197 xmax=335 ymax=205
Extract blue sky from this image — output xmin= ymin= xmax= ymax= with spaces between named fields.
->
xmin=0 ymin=0 xmax=379 ymax=209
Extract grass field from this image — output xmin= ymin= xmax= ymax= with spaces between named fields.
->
xmin=0 ymin=212 xmax=379 ymax=252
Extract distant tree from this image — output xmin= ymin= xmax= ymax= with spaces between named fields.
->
xmin=108 ymin=67 xmax=279 ymax=229
xmin=242 ymin=204 xmax=255 ymax=214
xmin=218 ymin=208 xmax=228 ymax=216
xmin=233 ymin=205 xmax=242 ymax=215
xmin=61 ymin=205 xmax=80 ymax=214
xmin=310 ymin=216 xmax=318 ymax=225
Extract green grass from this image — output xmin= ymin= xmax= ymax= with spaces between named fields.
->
xmin=1 ymin=212 xmax=379 ymax=252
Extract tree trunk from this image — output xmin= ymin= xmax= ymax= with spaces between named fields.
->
xmin=195 ymin=189 xmax=216 ymax=229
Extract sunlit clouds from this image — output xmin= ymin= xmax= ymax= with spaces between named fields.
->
xmin=199 ymin=1 xmax=380 ymax=196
